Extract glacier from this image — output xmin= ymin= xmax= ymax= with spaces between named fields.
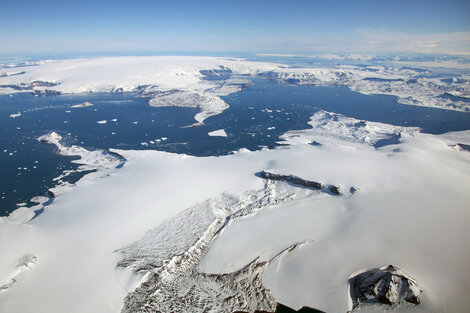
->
xmin=0 ymin=111 xmax=469 ymax=312
xmin=1 ymin=56 xmax=470 ymax=313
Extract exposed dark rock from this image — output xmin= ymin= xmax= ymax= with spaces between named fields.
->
xmin=134 ymin=85 xmax=179 ymax=98
xmin=374 ymin=133 xmax=401 ymax=148
xmin=200 ymin=66 xmax=232 ymax=81
xmin=274 ymin=304 xmax=325 ymax=313
xmin=349 ymin=187 xmax=359 ymax=194
xmin=275 ymin=141 xmax=290 ymax=146
xmin=348 ymin=265 xmax=422 ymax=311
xmin=257 ymin=171 xmax=344 ymax=195
xmin=112 ymin=87 xmax=124 ymax=93
xmin=328 ymin=185 xmax=340 ymax=195
xmin=33 ymin=89 xmax=61 ymax=96
xmin=257 ymin=171 xmax=323 ymax=190
xmin=309 ymin=141 xmax=321 ymax=146
xmin=234 ymin=303 xmax=325 ymax=313
xmin=362 ymin=77 xmax=404 ymax=82
xmin=286 ymin=78 xmax=300 ymax=84
xmin=0 ymin=80 xmax=58 ymax=91
xmin=450 ymin=143 xmax=470 ymax=152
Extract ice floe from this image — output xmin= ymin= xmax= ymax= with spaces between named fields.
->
xmin=71 ymin=101 xmax=93 ymax=108
xmin=208 ymin=129 xmax=227 ymax=137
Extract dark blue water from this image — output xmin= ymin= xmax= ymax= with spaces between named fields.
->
xmin=1 ymin=78 xmax=469 ymax=216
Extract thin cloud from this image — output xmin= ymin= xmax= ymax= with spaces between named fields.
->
xmin=353 ymin=29 xmax=470 ymax=55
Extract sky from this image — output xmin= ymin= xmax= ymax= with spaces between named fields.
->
xmin=1 ymin=0 xmax=469 ymax=55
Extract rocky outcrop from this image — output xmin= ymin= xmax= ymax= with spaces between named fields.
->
xmin=328 ymin=185 xmax=340 ymax=195
xmin=0 ymin=80 xmax=58 ymax=91
xmin=200 ymin=66 xmax=232 ymax=81
xmin=450 ymin=143 xmax=470 ymax=152
xmin=257 ymin=171 xmax=323 ymax=190
xmin=348 ymin=265 xmax=422 ymax=311
xmin=0 ymin=254 xmax=37 ymax=294
xmin=257 ymin=171 xmax=345 ymax=196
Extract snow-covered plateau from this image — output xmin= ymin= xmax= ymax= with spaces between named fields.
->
xmin=1 ymin=109 xmax=470 ymax=313
xmin=0 ymin=56 xmax=279 ymax=124
xmin=1 ymin=56 xmax=469 ymax=120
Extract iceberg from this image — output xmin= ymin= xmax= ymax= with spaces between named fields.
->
xmin=208 ymin=129 xmax=228 ymax=137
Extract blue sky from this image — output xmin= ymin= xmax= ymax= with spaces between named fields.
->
xmin=1 ymin=0 xmax=469 ymax=54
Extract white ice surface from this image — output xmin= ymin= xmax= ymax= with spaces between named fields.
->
xmin=270 ymin=65 xmax=470 ymax=112
xmin=71 ymin=101 xmax=93 ymax=108
xmin=0 ymin=116 xmax=469 ymax=312
xmin=0 ymin=56 xmax=280 ymax=123
xmin=208 ymin=129 xmax=228 ymax=137
xmin=0 ymin=57 xmax=278 ymax=94
xmin=280 ymin=110 xmax=419 ymax=146
xmin=2 ymin=56 xmax=469 ymax=114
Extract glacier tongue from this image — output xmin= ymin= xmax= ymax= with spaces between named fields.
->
xmin=118 ymin=179 xmax=317 ymax=313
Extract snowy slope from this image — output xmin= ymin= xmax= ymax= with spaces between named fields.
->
xmin=1 ymin=113 xmax=470 ymax=312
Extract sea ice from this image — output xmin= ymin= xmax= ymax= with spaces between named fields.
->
xmin=208 ymin=129 xmax=228 ymax=137
xmin=71 ymin=101 xmax=93 ymax=108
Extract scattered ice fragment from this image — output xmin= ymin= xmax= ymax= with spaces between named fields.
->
xmin=111 ymin=118 xmax=117 ymax=122
xmin=96 ymin=120 xmax=107 ymax=124
xmin=208 ymin=129 xmax=228 ymax=137
xmin=267 ymin=127 xmax=276 ymax=130
xmin=30 ymin=196 xmax=48 ymax=204
xmin=65 ymin=110 xmax=71 ymax=113
xmin=111 ymin=132 xmax=116 ymax=135
xmin=141 ymin=142 xmax=148 ymax=146
xmin=161 ymin=137 xmax=168 ymax=141
xmin=71 ymin=101 xmax=93 ymax=108
xmin=133 ymin=121 xmax=138 ymax=124
xmin=10 ymin=112 xmax=21 ymax=118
